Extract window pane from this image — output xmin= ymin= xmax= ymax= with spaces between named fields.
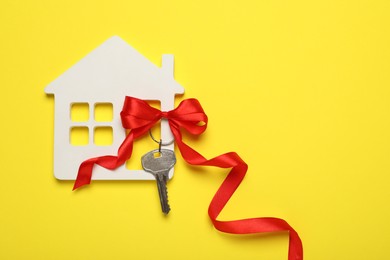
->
xmin=71 ymin=103 xmax=89 ymax=122
xmin=94 ymin=126 xmax=113 ymax=146
xmin=94 ymin=103 xmax=113 ymax=122
xmin=70 ymin=127 xmax=89 ymax=146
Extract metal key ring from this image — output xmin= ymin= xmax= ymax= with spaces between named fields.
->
xmin=149 ymin=129 xmax=175 ymax=146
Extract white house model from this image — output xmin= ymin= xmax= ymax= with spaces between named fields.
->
xmin=45 ymin=36 xmax=184 ymax=180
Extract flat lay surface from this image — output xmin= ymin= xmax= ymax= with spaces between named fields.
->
xmin=0 ymin=0 xmax=389 ymax=259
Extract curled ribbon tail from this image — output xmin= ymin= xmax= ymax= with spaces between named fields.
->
xmin=167 ymin=110 xmax=303 ymax=260
xmin=73 ymin=96 xmax=163 ymax=190
xmin=73 ymin=132 xmax=136 ymax=190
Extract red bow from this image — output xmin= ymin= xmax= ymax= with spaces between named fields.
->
xmin=74 ymin=96 xmax=303 ymax=260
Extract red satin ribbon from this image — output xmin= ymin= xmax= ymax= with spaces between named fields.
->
xmin=74 ymin=96 xmax=303 ymax=260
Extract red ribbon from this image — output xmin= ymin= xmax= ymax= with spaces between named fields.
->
xmin=74 ymin=96 xmax=303 ymax=260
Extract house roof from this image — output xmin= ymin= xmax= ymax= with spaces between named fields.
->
xmin=45 ymin=36 xmax=184 ymax=100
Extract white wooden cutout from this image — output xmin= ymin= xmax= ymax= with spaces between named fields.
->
xmin=45 ymin=36 xmax=184 ymax=180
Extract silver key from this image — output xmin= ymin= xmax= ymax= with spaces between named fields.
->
xmin=141 ymin=149 xmax=176 ymax=214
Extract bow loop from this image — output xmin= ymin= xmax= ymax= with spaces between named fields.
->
xmin=120 ymin=97 xmax=162 ymax=130
xmin=166 ymin=98 xmax=208 ymax=135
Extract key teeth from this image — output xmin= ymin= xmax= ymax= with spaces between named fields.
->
xmin=164 ymin=206 xmax=171 ymax=215
xmin=164 ymin=187 xmax=171 ymax=214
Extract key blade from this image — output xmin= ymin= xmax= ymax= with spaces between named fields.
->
xmin=141 ymin=149 xmax=176 ymax=214
xmin=156 ymin=174 xmax=170 ymax=214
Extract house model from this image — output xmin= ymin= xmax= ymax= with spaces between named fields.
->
xmin=45 ymin=36 xmax=184 ymax=180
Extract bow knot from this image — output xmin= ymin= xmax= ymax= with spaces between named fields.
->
xmin=161 ymin=111 xmax=168 ymax=118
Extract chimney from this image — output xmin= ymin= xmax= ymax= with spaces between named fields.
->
xmin=162 ymin=54 xmax=174 ymax=77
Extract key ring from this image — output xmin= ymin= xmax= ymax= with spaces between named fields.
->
xmin=149 ymin=128 xmax=175 ymax=151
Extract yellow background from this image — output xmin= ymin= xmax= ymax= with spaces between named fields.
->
xmin=1 ymin=0 xmax=389 ymax=259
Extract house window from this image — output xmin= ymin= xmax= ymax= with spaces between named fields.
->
xmin=70 ymin=127 xmax=89 ymax=146
xmin=71 ymin=103 xmax=89 ymax=122
xmin=94 ymin=126 xmax=113 ymax=146
xmin=69 ymin=102 xmax=114 ymax=146
xmin=94 ymin=103 xmax=113 ymax=122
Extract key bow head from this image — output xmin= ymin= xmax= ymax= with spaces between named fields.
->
xmin=141 ymin=149 xmax=176 ymax=174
